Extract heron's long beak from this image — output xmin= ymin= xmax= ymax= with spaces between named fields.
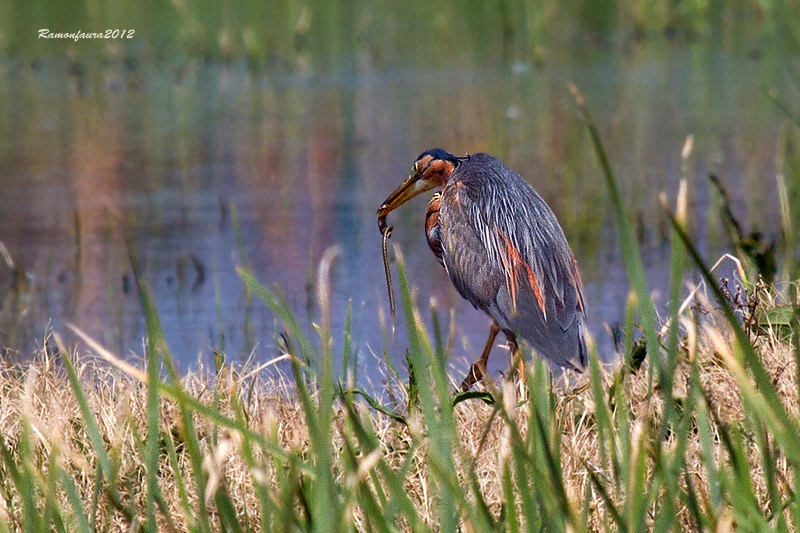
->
xmin=377 ymin=175 xmax=433 ymax=232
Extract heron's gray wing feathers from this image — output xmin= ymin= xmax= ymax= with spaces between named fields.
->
xmin=439 ymin=154 xmax=586 ymax=371
xmin=438 ymin=204 xmax=503 ymax=312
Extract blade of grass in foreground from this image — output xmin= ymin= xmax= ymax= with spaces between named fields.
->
xmin=394 ymin=249 xmax=459 ymax=530
xmin=310 ymin=246 xmax=341 ymax=531
xmin=144 ymin=289 xmax=162 ymax=531
xmin=239 ymin=264 xmax=344 ymax=530
xmin=43 ymin=449 xmax=68 ymax=533
xmin=658 ymin=180 xmax=688 ymax=444
xmin=569 ymin=84 xmax=660 ymax=373
xmin=163 ymin=430 xmax=196 ymax=530
xmin=0 ymin=433 xmax=41 ymax=532
xmin=342 ymin=301 xmax=354 ymax=384
xmin=524 ymin=360 xmax=579 ymax=531
xmin=340 ymin=399 xmax=425 ymax=530
xmin=123 ymin=232 xmax=213 ymax=532
xmin=229 ymin=392 xmax=273 ymax=531
xmin=239 ymin=268 xmax=318 ymax=369
xmin=61 ymin=472 xmax=92 ymax=533
xmin=54 ymin=336 xmax=137 ymax=526
xmin=588 ymin=350 xmax=615 ymax=484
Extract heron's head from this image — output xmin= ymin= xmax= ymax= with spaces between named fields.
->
xmin=377 ymin=149 xmax=459 ymax=223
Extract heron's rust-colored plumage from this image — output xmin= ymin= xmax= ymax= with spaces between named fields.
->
xmin=570 ymin=251 xmax=586 ymax=314
xmin=496 ymin=228 xmax=546 ymax=318
xmin=425 ymin=193 xmax=444 ymax=264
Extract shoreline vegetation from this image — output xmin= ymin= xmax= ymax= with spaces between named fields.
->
xmin=1 ymin=89 xmax=799 ymax=531
xmin=0 ymin=269 xmax=797 ymax=531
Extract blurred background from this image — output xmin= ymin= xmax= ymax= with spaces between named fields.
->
xmin=1 ymin=0 xmax=799 ymax=383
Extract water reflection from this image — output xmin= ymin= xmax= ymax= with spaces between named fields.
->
xmin=0 ymin=41 xmax=792 ymax=383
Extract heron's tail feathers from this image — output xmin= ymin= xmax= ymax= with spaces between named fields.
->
xmin=519 ymin=311 xmax=587 ymax=373
xmin=571 ymin=321 xmax=588 ymax=372
xmin=491 ymin=287 xmax=588 ymax=373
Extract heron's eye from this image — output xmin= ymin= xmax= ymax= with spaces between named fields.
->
xmin=412 ymin=162 xmax=419 ymax=174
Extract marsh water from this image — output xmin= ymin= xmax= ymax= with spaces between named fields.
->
xmin=0 ymin=34 xmax=795 ymax=382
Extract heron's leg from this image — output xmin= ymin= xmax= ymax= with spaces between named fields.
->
xmin=505 ymin=332 xmax=525 ymax=388
xmin=460 ymin=323 xmax=501 ymax=391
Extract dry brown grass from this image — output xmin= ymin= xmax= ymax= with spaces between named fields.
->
xmin=0 ymin=308 xmax=797 ymax=531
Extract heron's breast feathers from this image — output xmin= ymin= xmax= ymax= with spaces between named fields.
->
xmin=425 ymin=193 xmax=444 ymax=265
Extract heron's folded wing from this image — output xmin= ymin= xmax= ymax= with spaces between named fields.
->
xmin=441 ymin=166 xmax=585 ymax=331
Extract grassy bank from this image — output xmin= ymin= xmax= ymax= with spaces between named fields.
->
xmin=0 ymin=278 xmax=797 ymax=531
xmin=1 ymin=225 xmax=799 ymax=530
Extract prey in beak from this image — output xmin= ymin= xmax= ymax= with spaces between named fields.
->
xmin=376 ymin=149 xmax=459 ymax=318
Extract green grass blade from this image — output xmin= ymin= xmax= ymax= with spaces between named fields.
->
xmin=238 ymin=268 xmax=317 ymax=368
xmin=145 ymin=316 xmax=162 ymax=531
xmin=393 ymin=250 xmax=460 ymax=530
xmin=61 ymin=472 xmax=92 ymax=533
xmin=589 ymin=352 xmax=615 ymax=482
xmin=755 ymin=425 xmax=786 ymax=530
xmin=230 ymin=393 xmax=273 ymax=532
xmin=124 ymin=236 xmax=212 ymax=531
xmin=501 ymin=462 xmax=520 ymax=533
xmin=765 ymin=88 xmax=800 ymax=128
xmin=0 ymin=434 xmax=40 ymax=532
xmin=794 ymin=467 xmax=800 ymax=531
xmin=569 ymin=84 xmax=660 ymax=370
xmin=43 ymin=452 xmax=68 ymax=533
xmin=696 ymin=397 xmax=720 ymax=512
xmin=342 ymin=301 xmax=354 ymax=384
xmin=215 ymin=489 xmax=245 ymax=533
xmin=341 ymin=401 xmax=425 ymax=531
xmin=583 ymin=460 xmax=628 ymax=533
xmin=163 ymin=429 xmax=196 ymax=530
xmin=682 ymin=470 xmax=708 ymax=532
xmin=339 ymin=388 xmax=408 ymax=425
xmin=58 ymin=347 xmax=114 ymax=481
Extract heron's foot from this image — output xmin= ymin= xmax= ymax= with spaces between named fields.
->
xmin=460 ymin=361 xmax=487 ymax=391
